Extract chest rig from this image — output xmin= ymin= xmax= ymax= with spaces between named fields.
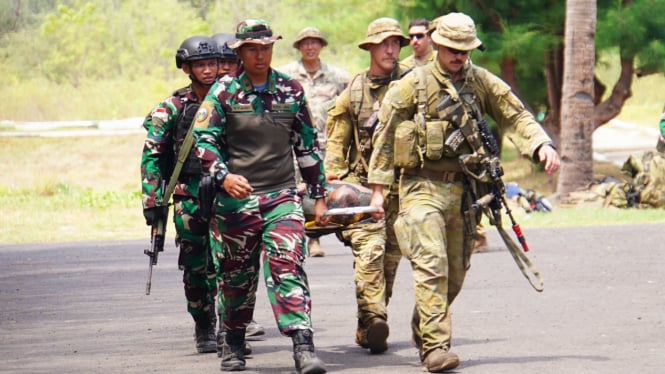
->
xmin=172 ymin=88 xmax=202 ymax=176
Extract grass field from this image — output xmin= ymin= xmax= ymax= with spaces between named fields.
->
xmin=1 ymin=132 xmax=663 ymax=245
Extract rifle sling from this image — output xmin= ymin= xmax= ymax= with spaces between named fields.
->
xmin=494 ymin=223 xmax=544 ymax=292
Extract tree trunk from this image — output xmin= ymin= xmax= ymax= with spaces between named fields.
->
xmin=557 ymin=0 xmax=597 ymax=198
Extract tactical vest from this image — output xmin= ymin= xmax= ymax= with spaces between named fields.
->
xmin=348 ymin=69 xmax=404 ymax=178
xmin=173 ymin=88 xmax=202 ymax=176
xmin=415 ymin=65 xmax=485 ymax=172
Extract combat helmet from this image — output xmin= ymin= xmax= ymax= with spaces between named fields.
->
xmin=175 ymin=35 xmax=221 ymax=69
xmin=211 ymin=33 xmax=238 ymax=60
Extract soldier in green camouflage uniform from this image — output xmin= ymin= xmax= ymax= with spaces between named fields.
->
xmin=325 ymin=17 xmax=409 ymax=354
xmin=280 ymin=26 xmax=350 ymax=258
xmin=140 ymin=36 xmax=221 ymax=354
xmin=367 ymin=13 xmax=560 ymax=372
xmin=191 ymin=19 xmax=327 ymax=374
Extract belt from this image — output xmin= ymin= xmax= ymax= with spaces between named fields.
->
xmin=401 ymin=168 xmax=464 ymax=183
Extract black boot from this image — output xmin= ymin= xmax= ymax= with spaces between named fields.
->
xmin=194 ymin=308 xmax=217 ymax=353
xmin=217 ymin=320 xmax=252 ymax=357
xmin=221 ymin=328 xmax=246 ymax=371
xmin=291 ymin=329 xmax=326 ymax=374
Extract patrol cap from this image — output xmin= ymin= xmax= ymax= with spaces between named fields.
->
xmin=228 ymin=18 xmax=282 ymax=49
xmin=358 ymin=17 xmax=409 ymax=51
xmin=293 ymin=26 xmax=328 ymax=49
xmin=431 ymin=12 xmax=483 ymax=51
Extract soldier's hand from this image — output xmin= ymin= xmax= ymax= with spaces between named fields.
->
xmin=314 ymin=198 xmax=330 ymax=227
xmin=538 ymin=144 xmax=560 ymax=174
xmin=369 ymin=185 xmax=385 ymax=221
xmin=326 ymin=173 xmax=339 ymax=182
xmin=143 ymin=207 xmax=166 ymax=226
xmin=223 ymin=173 xmax=254 ymax=199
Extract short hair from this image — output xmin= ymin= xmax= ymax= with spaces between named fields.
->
xmin=409 ymin=18 xmax=430 ymax=29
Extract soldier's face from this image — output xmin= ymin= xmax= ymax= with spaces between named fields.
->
xmin=369 ymin=36 xmax=401 ymax=75
xmin=298 ymin=38 xmax=323 ymax=63
xmin=408 ymin=25 xmax=431 ymax=57
xmin=238 ymin=43 xmax=273 ymax=78
xmin=218 ymin=59 xmax=238 ymax=77
xmin=435 ymin=43 xmax=470 ymax=74
xmin=184 ymin=58 xmax=219 ymax=85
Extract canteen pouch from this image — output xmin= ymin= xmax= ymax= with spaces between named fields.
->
xmin=393 ymin=120 xmax=421 ymax=169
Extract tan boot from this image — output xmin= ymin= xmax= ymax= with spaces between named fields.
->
xmin=307 ymin=237 xmax=325 ymax=257
xmin=422 ymin=348 xmax=460 ymax=372
xmin=472 ymin=231 xmax=488 ymax=253
xmin=366 ymin=318 xmax=389 ymax=354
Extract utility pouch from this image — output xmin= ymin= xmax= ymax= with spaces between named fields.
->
xmin=424 ymin=120 xmax=444 ymax=160
xmin=394 ymin=120 xmax=421 ymax=169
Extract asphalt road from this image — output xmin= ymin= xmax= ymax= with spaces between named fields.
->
xmin=1 ymin=224 xmax=664 ymax=374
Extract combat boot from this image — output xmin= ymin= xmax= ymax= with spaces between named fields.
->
xmin=365 ymin=317 xmax=389 ymax=354
xmin=217 ymin=322 xmax=252 ymax=357
xmin=221 ymin=328 xmax=246 ymax=371
xmin=194 ymin=309 xmax=217 ymax=353
xmin=245 ymin=319 xmax=266 ymax=338
xmin=422 ymin=348 xmax=460 ymax=373
xmin=291 ymin=329 xmax=326 ymax=374
xmin=307 ymin=237 xmax=325 ymax=257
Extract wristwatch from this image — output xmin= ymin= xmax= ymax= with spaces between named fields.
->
xmin=215 ymin=170 xmax=228 ymax=188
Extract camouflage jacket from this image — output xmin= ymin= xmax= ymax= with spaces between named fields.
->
xmin=279 ymin=60 xmax=349 ymax=150
xmin=140 ymin=85 xmax=201 ymax=210
xmin=192 ymin=67 xmax=326 ymax=198
xmin=325 ymin=68 xmax=405 ymax=184
xmin=368 ymin=60 xmax=553 ymax=186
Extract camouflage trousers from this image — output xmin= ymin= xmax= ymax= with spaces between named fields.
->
xmin=395 ymin=175 xmax=468 ymax=357
xmin=210 ymin=187 xmax=313 ymax=335
xmin=173 ymin=175 xmax=217 ymax=323
xmin=339 ymin=191 xmax=401 ymax=325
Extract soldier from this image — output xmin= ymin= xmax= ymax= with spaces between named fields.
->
xmin=367 ymin=12 xmax=560 ymax=372
xmin=191 ymin=19 xmax=328 ymax=374
xmin=140 ymin=36 xmax=221 ymax=354
xmin=399 ymin=18 xmax=436 ymax=71
xmin=211 ymin=31 xmax=267 ymax=349
xmin=325 ymin=17 xmax=409 ymax=354
xmin=280 ymin=26 xmax=350 ymax=257
xmin=212 ymin=33 xmax=240 ymax=78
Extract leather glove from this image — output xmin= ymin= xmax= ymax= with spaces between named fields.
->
xmin=143 ymin=206 xmax=166 ymax=226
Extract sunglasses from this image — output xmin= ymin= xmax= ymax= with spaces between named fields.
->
xmin=408 ymin=33 xmax=426 ymax=40
xmin=445 ymin=46 xmax=469 ymax=56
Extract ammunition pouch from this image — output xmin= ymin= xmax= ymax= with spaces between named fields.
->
xmin=424 ymin=120 xmax=444 ymax=160
xmin=393 ymin=119 xmax=422 ymax=169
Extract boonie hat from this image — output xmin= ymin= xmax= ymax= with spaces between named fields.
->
xmin=293 ymin=27 xmax=328 ymax=49
xmin=228 ymin=18 xmax=282 ymax=49
xmin=358 ymin=17 xmax=409 ymax=50
xmin=431 ymin=12 xmax=483 ymax=51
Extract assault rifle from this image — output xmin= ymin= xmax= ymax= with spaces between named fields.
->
xmin=143 ymin=179 xmax=169 ymax=295
xmin=436 ymin=93 xmax=542 ymax=291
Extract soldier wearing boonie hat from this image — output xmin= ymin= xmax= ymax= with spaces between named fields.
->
xmin=324 ymin=16 xmax=409 ymax=356
xmin=280 ymin=26 xmax=349 ymax=259
xmin=367 ymin=11 xmax=560 ymax=373
xmin=192 ymin=17 xmax=328 ymax=374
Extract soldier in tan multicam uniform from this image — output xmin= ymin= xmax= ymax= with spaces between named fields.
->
xmin=324 ymin=17 xmax=409 ymax=355
xmin=367 ymin=12 xmax=560 ymax=372
xmin=280 ymin=26 xmax=349 ymax=257
xmin=399 ymin=18 xmax=436 ymax=72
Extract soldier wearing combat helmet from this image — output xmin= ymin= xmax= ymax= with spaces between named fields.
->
xmin=324 ymin=17 xmax=409 ymax=355
xmin=367 ymin=12 xmax=560 ymax=372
